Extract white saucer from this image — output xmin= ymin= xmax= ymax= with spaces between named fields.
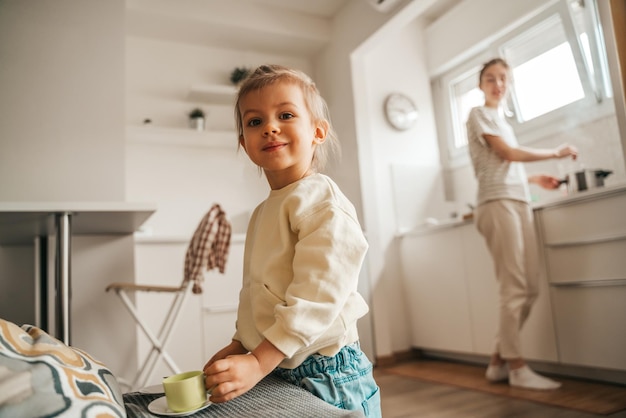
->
xmin=138 ymin=384 xmax=164 ymax=394
xmin=147 ymin=395 xmax=212 ymax=416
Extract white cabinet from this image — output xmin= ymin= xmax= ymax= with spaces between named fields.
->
xmin=400 ymin=223 xmax=558 ymax=362
xmin=550 ymin=284 xmax=626 ymax=370
xmin=460 ymin=224 xmax=498 ymax=356
xmin=399 ymin=199 xmax=623 ymax=376
xmin=201 ymin=237 xmax=243 ymax=361
xmin=539 ymin=192 xmax=626 ymax=245
xmin=399 ymin=227 xmax=473 ymax=353
xmin=536 ymin=188 xmax=626 ymax=371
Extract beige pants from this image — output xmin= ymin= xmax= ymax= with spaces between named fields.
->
xmin=475 ymin=199 xmax=540 ymax=359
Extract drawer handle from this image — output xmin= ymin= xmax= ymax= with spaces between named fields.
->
xmin=550 ymin=278 xmax=626 ymax=288
xmin=545 ymin=234 xmax=626 ymax=247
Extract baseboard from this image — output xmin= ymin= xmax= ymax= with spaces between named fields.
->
xmin=375 ymin=348 xmax=421 ymax=368
xmin=383 ymin=348 xmax=626 ymax=386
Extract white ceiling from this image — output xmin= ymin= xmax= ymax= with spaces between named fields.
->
xmin=244 ymin=0 xmax=351 ymax=17
xmin=126 ymin=0 xmax=462 ymax=57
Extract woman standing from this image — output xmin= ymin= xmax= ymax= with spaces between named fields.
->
xmin=466 ymin=58 xmax=577 ymax=390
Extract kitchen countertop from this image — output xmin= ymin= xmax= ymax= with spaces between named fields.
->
xmin=399 ymin=181 xmax=626 ymax=237
xmin=531 ymin=181 xmax=626 ymax=209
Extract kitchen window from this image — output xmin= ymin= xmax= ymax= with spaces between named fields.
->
xmin=434 ymin=0 xmax=613 ymax=168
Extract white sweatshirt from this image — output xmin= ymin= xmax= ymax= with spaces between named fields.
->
xmin=233 ymin=173 xmax=369 ymax=369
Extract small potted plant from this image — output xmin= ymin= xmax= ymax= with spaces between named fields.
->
xmin=188 ymin=108 xmax=205 ymax=131
xmin=230 ymin=67 xmax=251 ymax=86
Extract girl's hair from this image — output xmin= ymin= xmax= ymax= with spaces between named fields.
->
xmin=479 ymin=57 xmax=510 ymax=85
xmin=235 ymin=64 xmax=340 ymax=172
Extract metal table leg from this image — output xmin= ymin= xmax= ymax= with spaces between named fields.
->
xmin=55 ymin=212 xmax=72 ymax=345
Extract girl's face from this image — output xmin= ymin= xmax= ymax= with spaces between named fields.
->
xmin=238 ymin=81 xmax=327 ymax=190
xmin=480 ymin=63 xmax=509 ymax=108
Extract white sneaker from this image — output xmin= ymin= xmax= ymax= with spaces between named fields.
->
xmin=485 ymin=364 xmax=509 ymax=382
xmin=509 ymin=365 xmax=561 ymax=390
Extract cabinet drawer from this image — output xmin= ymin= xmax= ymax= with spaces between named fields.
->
xmin=545 ymin=238 xmax=626 ymax=283
xmin=539 ymin=192 xmax=626 ymax=244
xmin=550 ymin=283 xmax=626 ymax=371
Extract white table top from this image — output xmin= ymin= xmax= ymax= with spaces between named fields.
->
xmin=0 ymin=201 xmax=156 ymax=245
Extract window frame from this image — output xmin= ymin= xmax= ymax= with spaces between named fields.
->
xmin=434 ymin=0 xmax=615 ymax=170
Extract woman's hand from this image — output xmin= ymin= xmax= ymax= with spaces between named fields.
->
xmin=529 ymin=174 xmax=562 ymax=190
xmin=554 ymin=144 xmax=578 ymax=160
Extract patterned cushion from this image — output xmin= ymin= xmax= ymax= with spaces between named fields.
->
xmin=0 ymin=318 xmax=125 ymax=418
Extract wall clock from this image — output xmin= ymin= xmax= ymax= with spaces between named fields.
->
xmin=384 ymin=93 xmax=418 ymax=131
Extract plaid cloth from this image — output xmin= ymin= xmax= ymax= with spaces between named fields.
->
xmin=184 ymin=204 xmax=232 ymax=294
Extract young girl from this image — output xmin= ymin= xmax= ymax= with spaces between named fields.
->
xmin=466 ymin=58 xmax=578 ymax=390
xmin=203 ymin=64 xmax=381 ymax=417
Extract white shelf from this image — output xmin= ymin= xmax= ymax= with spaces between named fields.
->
xmin=126 ymin=126 xmax=238 ymax=148
xmin=188 ymin=84 xmax=237 ymax=104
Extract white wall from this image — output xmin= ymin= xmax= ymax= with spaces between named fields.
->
xmin=0 ymin=0 xmax=126 ymax=201
xmin=315 ymin=0 xmax=402 ymax=222
xmin=126 ymin=37 xmax=313 ymax=131
xmin=70 ymin=235 xmax=139 ymax=380
xmin=125 ymin=37 xmax=315 ymax=236
xmin=359 ymin=20 xmax=444 ymax=356
xmin=0 ymin=0 xmax=139 ymax=380
xmin=425 ymin=0 xmax=556 ymax=77
xmin=316 ymin=0 xmax=418 ymax=359
xmin=314 ymin=0 xmax=461 ymax=360
xmin=349 ymin=8 xmax=454 ymax=357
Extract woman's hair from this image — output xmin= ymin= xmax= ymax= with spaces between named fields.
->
xmin=235 ymin=64 xmax=340 ymax=172
xmin=479 ymin=57 xmax=514 ymax=116
xmin=479 ymin=57 xmax=510 ymax=85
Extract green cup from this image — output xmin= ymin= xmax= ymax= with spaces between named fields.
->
xmin=162 ymin=370 xmax=207 ymax=412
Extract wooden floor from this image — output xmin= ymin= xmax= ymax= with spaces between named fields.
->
xmin=375 ymin=366 xmax=626 ymax=418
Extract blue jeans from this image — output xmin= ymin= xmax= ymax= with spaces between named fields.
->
xmin=273 ymin=342 xmax=381 ymax=418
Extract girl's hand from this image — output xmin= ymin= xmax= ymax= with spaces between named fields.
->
xmin=203 ymin=340 xmax=248 ymax=370
xmin=203 ymin=353 xmax=265 ymax=403
xmin=555 ymin=144 xmax=578 ymax=160
xmin=203 ymin=339 xmax=285 ymax=403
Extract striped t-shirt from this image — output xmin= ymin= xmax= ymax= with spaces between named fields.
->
xmin=466 ymin=106 xmax=529 ymax=205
